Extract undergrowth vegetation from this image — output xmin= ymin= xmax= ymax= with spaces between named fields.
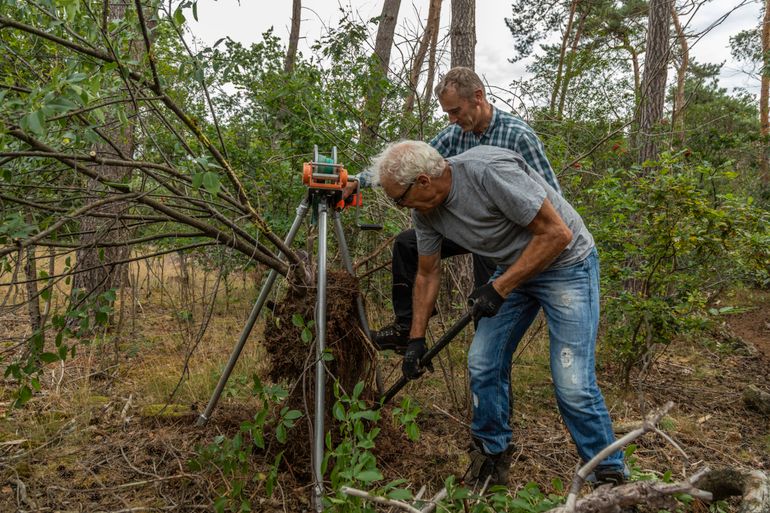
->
xmin=1 ymin=1 xmax=770 ymax=512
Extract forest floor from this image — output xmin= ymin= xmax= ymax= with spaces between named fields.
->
xmin=0 ymin=263 xmax=768 ymax=512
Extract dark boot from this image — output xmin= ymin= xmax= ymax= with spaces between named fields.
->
xmin=461 ymin=438 xmax=515 ymax=489
xmin=372 ymin=322 xmax=409 ymax=354
xmin=592 ymin=467 xmax=637 ymax=513
xmin=593 ymin=467 xmax=626 ymax=487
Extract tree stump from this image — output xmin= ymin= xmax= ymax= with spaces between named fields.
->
xmin=694 ymin=468 xmax=770 ymax=513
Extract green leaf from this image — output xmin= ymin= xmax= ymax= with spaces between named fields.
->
xmin=353 ymin=381 xmax=364 ymax=400
xmin=284 ymin=409 xmax=302 ymax=421
xmin=291 ymin=314 xmax=304 ymax=328
xmin=67 ymin=72 xmax=88 ymax=83
xmin=173 ymin=7 xmax=185 ymax=26
xmin=386 ymin=488 xmax=413 ymax=501
xmin=275 ymin=423 xmax=287 ymax=443
xmin=202 ymin=172 xmax=220 ymax=196
xmin=95 ymin=309 xmax=108 ymax=325
xmin=332 ymin=401 xmax=345 ymax=421
xmin=301 ymin=327 xmax=312 ymax=343
xmin=351 ymin=410 xmax=378 ymax=421
xmin=23 ymin=110 xmax=46 ymax=136
xmin=193 ymin=66 xmax=204 ymax=85
xmin=192 ymin=172 xmax=204 ymax=189
xmin=45 ymin=96 xmax=78 ymax=115
xmin=192 ymin=1 xmax=198 ymax=21
xmin=15 ymin=385 xmax=33 ymax=407
xmin=355 ymin=469 xmax=382 ymax=483
xmin=509 ymin=498 xmax=533 ymax=510
xmin=39 ymin=352 xmax=60 ymax=363
xmin=405 ymin=423 xmax=419 ymax=441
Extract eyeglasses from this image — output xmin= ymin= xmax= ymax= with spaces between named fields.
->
xmin=392 ymin=181 xmax=415 ymax=206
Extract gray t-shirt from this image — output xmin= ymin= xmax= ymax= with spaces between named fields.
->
xmin=413 ymin=146 xmax=594 ymax=268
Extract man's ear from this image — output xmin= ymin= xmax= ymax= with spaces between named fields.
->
xmin=415 ymin=173 xmax=430 ymax=187
xmin=474 ymin=88 xmax=484 ymax=104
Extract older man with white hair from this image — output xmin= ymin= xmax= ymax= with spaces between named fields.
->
xmin=371 ymin=141 xmax=624 ymax=488
xmin=347 ymin=67 xmax=560 ymax=355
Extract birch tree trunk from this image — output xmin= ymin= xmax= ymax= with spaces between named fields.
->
xmin=637 ymin=0 xmax=672 ymax=165
xmin=450 ymin=0 xmax=475 ymax=69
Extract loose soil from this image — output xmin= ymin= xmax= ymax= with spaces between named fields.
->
xmin=1 ymin=284 xmax=768 ymax=512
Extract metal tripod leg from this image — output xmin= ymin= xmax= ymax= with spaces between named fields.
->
xmin=312 ymin=201 xmax=329 ymax=512
xmin=196 ymin=197 xmax=311 ymax=427
xmin=331 ymin=211 xmax=384 ymax=394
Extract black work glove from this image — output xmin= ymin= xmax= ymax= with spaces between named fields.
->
xmin=402 ymin=337 xmax=428 ymax=380
xmin=468 ymin=282 xmax=504 ymax=321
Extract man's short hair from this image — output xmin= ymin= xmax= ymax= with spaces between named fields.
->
xmin=434 ymin=67 xmax=485 ymax=100
xmin=372 ymin=141 xmax=445 ymax=186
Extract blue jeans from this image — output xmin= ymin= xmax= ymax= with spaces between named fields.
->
xmin=468 ymin=248 xmax=624 ymax=471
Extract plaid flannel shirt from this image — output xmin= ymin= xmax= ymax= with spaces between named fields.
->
xmin=357 ymin=107 xmax=560 ymax=194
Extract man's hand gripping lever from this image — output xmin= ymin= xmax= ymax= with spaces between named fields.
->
xmin=468 ymin=282 xmax=505 ymax=322
xmin=401 ymin=337 xmax=434 ymax=380
xmin=382 ymin=312 xmax=473 ymax=404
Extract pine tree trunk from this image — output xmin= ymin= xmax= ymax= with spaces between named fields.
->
xmin=360 ymin=0 xmax=401 ymax=143
xmin=760 ymin=0 xmax=770 ymax=185
xmin=557 ymin=8 xmax=588 ymax=119
xmin=670 ymin=2 xmax=688 ymax=146
xmin=24 ymin=245 xmax=41 ymax=333
xmin=622 ymin=34 xmax=641 ymax=151
xmin=551 ymin=0 xmax=578 ymax=117
xmin=450 ymin=0 xmax=475 ymax=69
xmin=71 ymin=1 xmax=136 ymax=316
xmin=421 ymin=1 xmax=442 ymax=108
xmin=403 ymin=0 xmax=442 ymax=118
xmin=283 ymin=0 xmax=301 ymax=74
xmin=637 ymin=0 xmax=672 ymax=165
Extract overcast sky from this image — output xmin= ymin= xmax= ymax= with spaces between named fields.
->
xmin=189 ymin=0 xmax=762 ymax=98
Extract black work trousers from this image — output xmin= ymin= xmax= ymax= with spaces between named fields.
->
xmin=391 ymin=229 xmax=497 ymax=327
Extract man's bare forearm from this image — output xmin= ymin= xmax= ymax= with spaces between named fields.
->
xmin=410 ymin=256 xmax=441 ymax=338
xmin=493 ymin=199 xmax=573 ymax=297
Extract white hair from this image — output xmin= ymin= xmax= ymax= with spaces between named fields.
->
xmin=371 ymin=140 xmax=445 ymax=186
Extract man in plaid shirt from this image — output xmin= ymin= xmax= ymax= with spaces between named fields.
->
xmin=350 ymin=67 xmax=561 ymax=352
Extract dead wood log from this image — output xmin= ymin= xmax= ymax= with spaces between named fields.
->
xmin=694 ymin=468 xmax=770 ymax=513
xmin=551 ymin=472 xmax=712 ymax=513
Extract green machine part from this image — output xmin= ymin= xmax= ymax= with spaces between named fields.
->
xmin=316 ymin=154 xmax=335 ymax=174
xmin=310 ymin=154 xmax=337 ymax=225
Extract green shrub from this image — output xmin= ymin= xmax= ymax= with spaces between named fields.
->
xmin=583 ymin=154 xmax=770 ymax=382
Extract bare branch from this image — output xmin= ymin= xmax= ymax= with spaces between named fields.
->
xmin=0 ymin=192 xmax=141 ymax=258
xmin=340 ymin=486 xmax=421 ymax=513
